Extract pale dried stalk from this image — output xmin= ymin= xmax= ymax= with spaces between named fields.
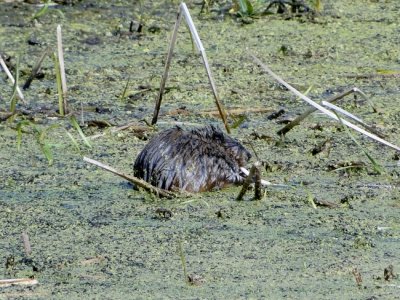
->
xmin=57 ymin=25 xmax=68 ymax=113
xmin=88 ymin=122 xmax=149 ymax=140
xmin=0 ymin=278 xmax=38 ymax=287
xmin=0 ymin=56 xmax=26 ymax=103
xmin=83 ymin=156 xmax=176 ymax=198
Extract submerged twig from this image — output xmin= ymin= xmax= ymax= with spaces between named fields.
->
xmin=83 ymin=156 xmax=177 ymax=198
xmin=21 ymin=232 xmax=32 ymax=256
xmin=0 ymin=56 xmax=26 ymax=104
xmin=88 ymin=122 xmax=151 ymax=140
xmin=250 ymin=54 xmax=400 ymax=152
xmin=152 ymin=2 xmax=230 ymax=133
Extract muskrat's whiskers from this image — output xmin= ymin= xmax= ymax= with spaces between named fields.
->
xmin=152 ymin=2 xmax=230 ymax=133
xmin=0 ymin=55 xmax=26 ymax=104
xmin=250 ymin=53 xmax=400 ymax=152
xmin=83 ymin=156 xmax=177 ymax=199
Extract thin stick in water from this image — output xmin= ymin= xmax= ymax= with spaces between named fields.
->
xmin=0 ymin=278 xmax=38 ymax=287
xmin=57 ymin=24 xmax=68 ymax=113
xmin=83 ymin=156 xmax=177 ymax=198
xmin=21 ymin=232 xmax=32 ymax=256
xmin=321 ymin=100 xmax=385 ymax=138
xmin=0 ymin=56 xmax=26 ymax=103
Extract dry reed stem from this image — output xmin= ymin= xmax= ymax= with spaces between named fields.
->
xmin=83 ymin=156 xmax=177 ymax=198
xmin=0 ymin=56 xmax=26 ymax=103
xmin=57 ymin=25 xmax=68 ymax=113
xmin=88 ymin=122 xmax=150 ymax=140
xmin=0 ymin=278 xmax=38 ymax=288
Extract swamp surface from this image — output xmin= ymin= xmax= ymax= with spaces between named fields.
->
xmin=1 ymin=0 xmax=400 ymax=298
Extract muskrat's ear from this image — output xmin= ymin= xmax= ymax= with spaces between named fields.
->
xmin=211 ymin=129 xmax=225 ymax=142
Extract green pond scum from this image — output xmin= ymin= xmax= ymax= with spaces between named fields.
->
xmin=1 ymin=0 xmax=400 ymax=298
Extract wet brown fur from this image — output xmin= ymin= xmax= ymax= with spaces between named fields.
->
xmin=133 ymin=125 xmax=251 ymax=192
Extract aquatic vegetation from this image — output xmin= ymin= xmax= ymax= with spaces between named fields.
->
xmin=31 ymin=0 xmax=51 ymax=21
xmin=16 ymin=120 xmax=58 ymax=165
xmin=69 ymin=116 xmax=91 ymax=149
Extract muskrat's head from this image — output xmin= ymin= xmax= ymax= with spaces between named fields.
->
xmin=203 ymin=125 xmax=252 ymax=167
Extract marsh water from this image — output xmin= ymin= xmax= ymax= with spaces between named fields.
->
xmin=1 ymin=0 xmax=400 ymax=298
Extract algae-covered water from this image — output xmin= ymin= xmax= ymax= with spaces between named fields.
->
xmin=1 ymin=0 xmax=400 ymax=298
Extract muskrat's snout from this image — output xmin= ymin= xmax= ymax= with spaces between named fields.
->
xmin=133 ymin=125 xmax=252 ymax=193
xmin=225 ymin=138 xmax=252 ymax=167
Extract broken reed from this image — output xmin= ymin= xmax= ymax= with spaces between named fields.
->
xmin=0 ymin=55 xmax=26 ymax=103
xmin=56 ymin=24 xmax=68 ymax=115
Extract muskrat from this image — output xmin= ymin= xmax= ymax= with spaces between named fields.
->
xmin=133 ymin=125 xmax=252 ymax=192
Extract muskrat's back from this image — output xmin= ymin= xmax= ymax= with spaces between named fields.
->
xmin=133 ymin=125 xmax=251 ymax=192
